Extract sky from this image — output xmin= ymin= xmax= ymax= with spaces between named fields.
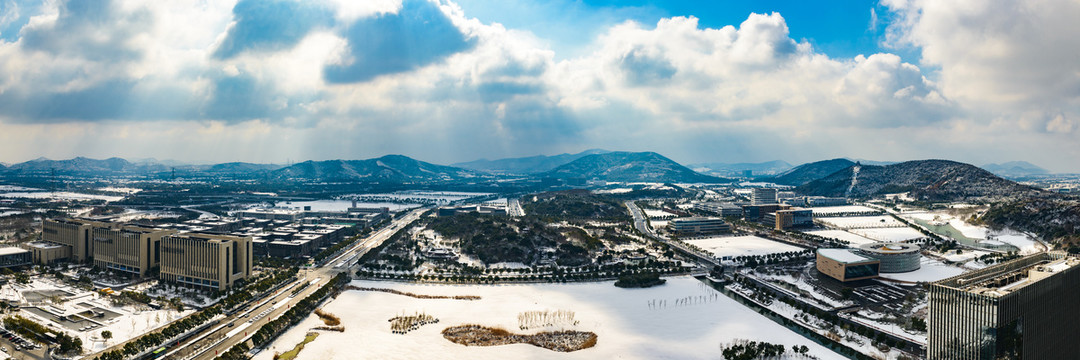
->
xmin=0 ymin=0 xmax=1078 ymax=172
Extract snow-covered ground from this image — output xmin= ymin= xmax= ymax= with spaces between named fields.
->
xmin=277 ymin=200 xmax=419 ymax=212
xmin=803 ymin=230 xmax=878 ymax=246
xmin=648 ymin=220 xmax=668 ymax=229
xmin=255 ymin=277 xmax=844 ymax=360
xmin=809 ymin=206 xmax=879 ymax=216
xmin=902 ymin=211 xmax=1042 ymax=254
xmin=593 ymin=188 xmax=633 ymax=194
xmin=642 ymin=209 xmax=675 ymax=218
xmin=0 ymin=191 xmax=124 ymax=202
xmin=878 ymin=257 xmax=966 ymax=283
xmin=848 ymin=227 xmax=925 ymax=242
xmin=685 ymin=236 xmax=803 ymax=258
xmin=816 ymin=216 xmax=904 ymax=229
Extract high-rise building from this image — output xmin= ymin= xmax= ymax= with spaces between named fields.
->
xmin=91 ymin=225 xmax=174 ymax=277
xmin=160 ymin=232 xmax=252 ymax=291
xmin=751 ymin=188 xmax=778 ymax=205
xmin=928 ymin=251 xmax=1080 ymax=359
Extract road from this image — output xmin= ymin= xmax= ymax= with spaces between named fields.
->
xmin=185 ymin=207 xmax=428 ymax=360
xmin=624 ymin=201 xmax=720 ymax=268
xmin=80 ymin=207 xmax=428 ymax=360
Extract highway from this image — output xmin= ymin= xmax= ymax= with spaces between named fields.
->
xmin=81 ymin=207 xmax=428 ymax=360
xmin=624 ymin=201 xmax=720 ymax=268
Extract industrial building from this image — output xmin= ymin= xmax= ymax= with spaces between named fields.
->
xmin=928 ymin=251 xmax=1080 ymax=359
xmin=816 ymin=249 xmax=880 ymax=282
xmin=805 ymin=196 xmax=849 ymax=207
xmin=667 ymin=217 xmax=731 ymax=237
xmin=160 ymin=232 xmax=253 ymax=291
xmin=856 ymin=242 xmax=921 ymax=273
xmin=751 ymin=188 xmax=778 ymax=205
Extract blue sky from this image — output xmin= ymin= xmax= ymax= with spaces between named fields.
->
xmin=452 ymin=0 xmax=907 ymax=61
xmin=0 ymin=0 xmax=1078 ymax=171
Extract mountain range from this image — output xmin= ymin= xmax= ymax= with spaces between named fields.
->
xmin=980 ymin=161 xmax=1049 ymax=178
xmin=796 ymin=160 xmax=1045 ymax=201
xmin=690 ymin=160 xmax=794 ymax=177
xmin=541 ymin=151 xmax=728 ymax=183
xmin=768 ymin=159 xmax=856 ymax=186
xmin=452 ymin=149 xmax=610 ymax=174
xmin=269 ymin=155 xmax=479 ymax=182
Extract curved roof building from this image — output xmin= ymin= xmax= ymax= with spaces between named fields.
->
xmin=857 ymin=242 xmax=921 ymax=273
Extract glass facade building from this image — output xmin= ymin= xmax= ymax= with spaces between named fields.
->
xmin=928 ymin=251 xmax=1080 ymax=359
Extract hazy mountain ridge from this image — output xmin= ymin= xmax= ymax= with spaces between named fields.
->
xmin=452 ymin=149 xmax=610 ymax=174
xmin=3 ymin=157 xmax=161 ymax=174
xmin=269 ymin=155 xmax=479 ymax=182
xmin=769 ymin=159 xmax=856 ymax=186
xmin=691 ymin=160 xmax=794 ymax=177
xmin=981 ymin=161 xmax=1049 ymax=178
xmin=796 ymin=160 xmax=1045 ymax=201
xmin=542 ymin=152 xmax=728 ymax=183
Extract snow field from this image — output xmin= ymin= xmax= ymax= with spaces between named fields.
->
xmin=255 ymin=278 xmax=845 ymax=360
xmin=877 ymin=258 xmax=965 ymax=283
xmin=685 ymin=236 xmax=804 ymax=258
xmin=848 ymin=227 xmax=925 ymax=242
xmin=803 ymin=230 xmax=878 ymax=246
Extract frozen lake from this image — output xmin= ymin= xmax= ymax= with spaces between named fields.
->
xmin=256 ymin=277 xmax=844 ymax=360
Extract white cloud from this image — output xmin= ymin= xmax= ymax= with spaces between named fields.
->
xmin=0 ymin=0 xmax=1076 ymax=171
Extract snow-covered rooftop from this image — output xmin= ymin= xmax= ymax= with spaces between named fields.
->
xmin=817 ymin=249 xmax=872 ymax=264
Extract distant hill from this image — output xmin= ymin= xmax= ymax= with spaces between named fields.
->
xmin=796 ymin=159 xmax=1045 ymax=201
xmin=3 ymin=157 xmax=164 ymax=175
xmin=541 ymin=151 xmax=728 ymax=183
xmin=981 ymin=161 xmax=1049 ymax=178
xmin=769 ymin=159 xmax=856 ymax=186
xmin=203 ymin=162 xmax=283 ymax=174
xmin=453 ymin=149 xmax=610 ymax=174
xmin=270 ymin=155 xmax=479 ymax=182
xmin=691 ymin=160 xmax=793 ymax=177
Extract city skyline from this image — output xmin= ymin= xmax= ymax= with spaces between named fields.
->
xmin=1 ymin=0 xmax=1078 ymax=172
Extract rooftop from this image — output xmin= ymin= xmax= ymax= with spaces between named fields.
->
xmin=940 ymin=252 xmax=1079 ymax=297
xmin=817 ymin=248 xmax=875 ymax=264
xmin=0 ymin=247 xmax=30 ymax=255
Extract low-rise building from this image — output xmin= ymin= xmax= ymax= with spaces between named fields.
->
xmin=856 ymin=242 xmax=921 ymax=273
xmin=816 ymin=249 xmax=880 ymax=282
xmin=668 ymin=217 xmax=731 ymax=237
xmin=25 ymin=241 xmax=70 ymax=265
xmin=0 ymin=247 xmax=31 ymax=268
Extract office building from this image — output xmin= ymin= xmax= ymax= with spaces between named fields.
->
xmin=806 ymin=196 xmax=849 ymax=207
xmin=160 ymin=233 xmax=252 ymax=291
xmin=768 ymin=208 xmax=813 ymax=230
xmin=928 ymin=251 xmax=1080 ymax=359
xmin=751 ymin=188 xmax=778 ymax=205
xmin=693 ymin=202 xmax=744 ymax=217
xmin=92 ymin=225 xmax=174 ymax=277
xmin=667 ymin=217 xmax=730 ymax=237
xmin=40 ymin=218 xmax=97 ymax=262
xmin=856 ymin=242 xmax=921 ymax=273
xmin=816 ymin=249 xmax=880 ymax=282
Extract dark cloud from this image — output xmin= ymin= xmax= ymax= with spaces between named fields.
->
xmin=619 ymin=48 xmax=676 ymax=85
xmin=213 ymin=0 xmax=334 ymax=59
xmin=19 ymin=0 xmax=149 ymax=61
xmin=323 ymin=0 xmax=475 ymax=83
xmin=0 ymin=80 xmax=196 ymax=122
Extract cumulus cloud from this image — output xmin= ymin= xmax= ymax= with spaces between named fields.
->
xmin=0 ymin=0 xmax=1075 ymax=171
